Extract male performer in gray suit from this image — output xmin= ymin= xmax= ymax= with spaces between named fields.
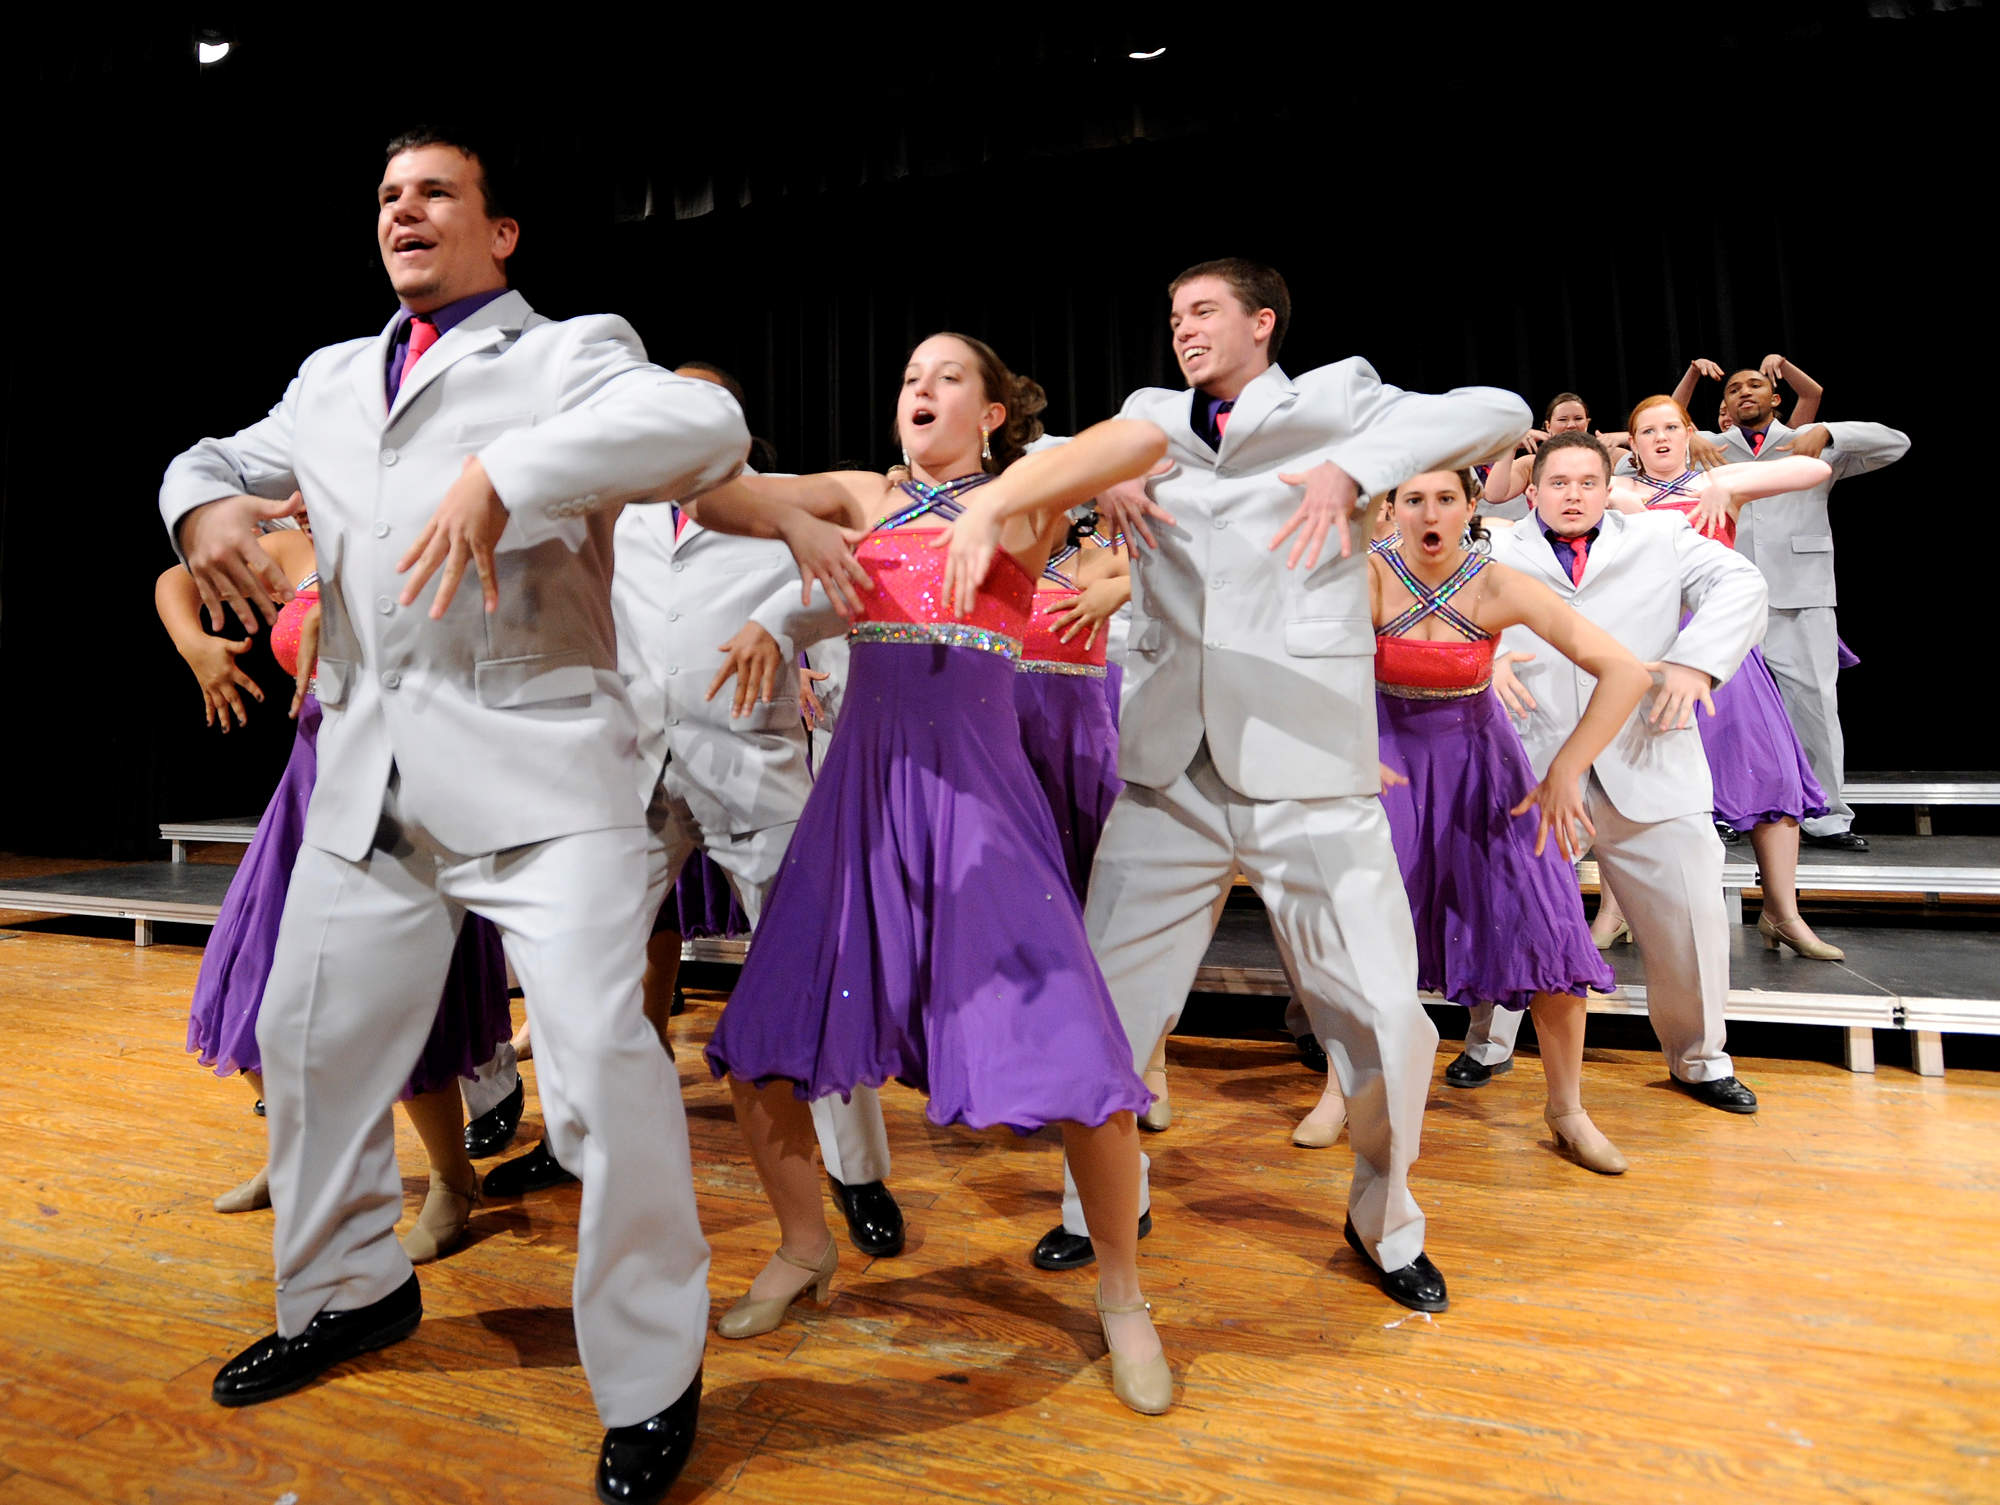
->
xmin=1034 ymin=259 xmax=1531 ymax=1312
xmin=159 ymin=129 xmax=747 ymax=1504
xmin=1453 ymin=432 xmax=1771 ymax=1114
xmin=1711 ymin=366 xmax=1909 ymax=850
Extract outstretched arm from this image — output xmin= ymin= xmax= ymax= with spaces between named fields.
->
xmin=1482 ymin=564 xmax=1654 ymax=859
xmin=941 ymin=420 xmax=1168 ymax=614
xmin=684 ymin=470 xmax=887 ymax=616
xmin=1698 ymin=455 xmax=1832 ymax=505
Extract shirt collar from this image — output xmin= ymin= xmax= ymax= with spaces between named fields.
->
xmin=1537 ymin=513 xmax=1600 ymax=551
xmin=393 ymin=286 xmax=510 ymax=342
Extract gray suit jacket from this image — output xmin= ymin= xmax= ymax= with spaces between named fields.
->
xmin=612 ymin=511 xmax=817 ymax=835
xmin=159 ymin=290 xmax=750 ymax=861
xmin=1711 ymin=419 xmax=1909 ymax=610
xmin=1493 ymin=510 xmax=1769 ymax=823
xmin=1116 ymin=360 xmax=1531 ymax=800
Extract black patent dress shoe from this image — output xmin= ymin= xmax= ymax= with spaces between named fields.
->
xmin=1444 ymin=1052 xmax=1512 ymax=1089
xmin=212 ymin=1274 xmax=421 ymax=1406
xmin=1673 ymin=1075 xmax=1759 ymax=1114
xmin=463 ymin=1078 xmax=525 ymax=1158
xmin=1715 ymin=821 xmax=1744 ymax=845
xmin=1803 ymin=830 xmax=1869 ymax=852
xmin=253 ymin=1099 xmax=265 ymax=1117
xmin=1295 ymin=1033 xmax=1329 ymax=1073
xmin=669 ymin=985 xmax=687 ymax=1018
xmin=1030 ymin=1210 xmax=1152 ymax=1271
xmin=597 ymin=1371 xmax=701 ymax=1504
xmin=482 ymin=1140 xmax=577 ymax=1197
xmin=1342 ymin=1217 xmax=1448 ymax=1313
xmin=828 ymin=1175 xmax=906 ymax=1257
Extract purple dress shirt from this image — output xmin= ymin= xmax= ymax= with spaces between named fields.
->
xmin=385 ymin=286 xmax=511 ymax=404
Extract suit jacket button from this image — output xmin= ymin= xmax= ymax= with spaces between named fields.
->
xmin=382 ymin=670 xmax=402 ymax=690
xmin=380 ymin=448 xmax=398 ymax=466
xmin=376 ymin=596 xmax=394 ymax=615
xmin=672 ymin=560 xmax=685 ymax=572
xmin=667 ymin=610 xmax=681 ymax=622
xmin=373 ymin=521 xmax=391 ymax=538
xmin=667 ymin=665 xmax=679 ymax=676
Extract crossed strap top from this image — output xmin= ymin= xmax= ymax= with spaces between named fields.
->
xmin=270 ymin=573 xmax=322 ymax=678
xmin=1635 ymin=467 xmax=1734 ymax=548
xmin=1370 ymin=541 xmax=1495 ymax=699
xmin=849 ymin=474 xmax=1033 ymax=659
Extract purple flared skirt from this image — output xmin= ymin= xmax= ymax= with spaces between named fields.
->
xmin=184 ymin=696 xmax=513 ymax=1097
xmin=1702 ymin=643 xmax=1831 ymax=834
xmin=1013 ymin=672 xmax=1123 ymax=903
xmin=661 ymin=852 xmax=749 ymax=938
xmin=705 ymin=641 xmax=1149 ymax=1134
xmin=1102 ymin=660 xmax=1125 ymax=732
xmin=1378 ymin=688 xmax=1613 ymax=1011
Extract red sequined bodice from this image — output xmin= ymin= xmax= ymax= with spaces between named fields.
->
xmin=270 ymin=585 xmax=320 ymax=677
xmin=1019 ymin=590 xmax=1110 ymax=673
xmin=1646 ymin=494 xmax=1736 ymax=549
xmin=1374 ymin=635 xmax=1496 ymax=697
xmin=851 ymin=528 xmax=1034 ymax=656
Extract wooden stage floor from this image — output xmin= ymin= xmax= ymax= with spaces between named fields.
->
xmin=1 ymin=927 xmax=1995 ymax=1504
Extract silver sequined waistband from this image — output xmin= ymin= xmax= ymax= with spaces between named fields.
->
xmin=849 ymin=621 xmax=1023 ymax=659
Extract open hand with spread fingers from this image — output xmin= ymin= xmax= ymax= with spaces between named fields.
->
xmin=397 ymin=456 xmax=509 ymax=618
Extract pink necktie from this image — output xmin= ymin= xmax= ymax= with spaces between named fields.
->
xmin=1568 ymin=536 xmax=1589 ymax=586
xmin=404 ymin=317 xmax=440 ymax=381
xmin=672 ymin=504 xmax=688 ymax=539
xmin=1215 ymin=407 xmax=1231 ymax=440
xmin=1750 ymin=430 xmax=1765 ymax=455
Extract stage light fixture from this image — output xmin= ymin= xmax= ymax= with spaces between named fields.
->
xmin=196 ymin=32 xmax=231 ymax=65
xmin=1128 ymin=46 xmax=1166 ymax=59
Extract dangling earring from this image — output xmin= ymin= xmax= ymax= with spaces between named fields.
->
xmin=901 ymin=446 xmax=911 ymax=469
xmin=980 ymin=428 xmax=993 ymax=463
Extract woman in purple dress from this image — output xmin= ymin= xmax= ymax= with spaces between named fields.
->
xmin=157 ymin=527 xmax=512 ymax=1261
xmin=1293 ymin=470 xmax=1651 ymax=1175
xmin=694 ymin=334 xmax=1173 ymax=1415
xmin=1590 ymin=396 xmax=1842 ymax=960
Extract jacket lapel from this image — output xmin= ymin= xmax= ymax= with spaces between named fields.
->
xmin=1574 ymin=509 xmax=1624 ymax=588
xmin=1214 ymin=364 xmax=1293 ymax=463
xmin=1503 ymin=520 xmax=1577 ymax=596
xmin=351 ymin=311 xmax=406 ymax=425
xmin=375 ymin=289 xmax=532 ymax=427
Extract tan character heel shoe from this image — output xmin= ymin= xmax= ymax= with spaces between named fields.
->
xmin=399 ymin=1177 xmax=479 ymax=1263
xmin=1095 ymin=1288 xmax=1174 ymax=1415
xmin=717 ymin=1241 xmax=838 ymax=1339
xmin=1544 ymin=1108 xmax=1629 ymax=1176
xmin=1759 ymin=911 xmax=1845 ymax=961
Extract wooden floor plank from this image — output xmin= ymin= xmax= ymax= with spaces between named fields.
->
xmin=1 ymin=927 xmax=1995 ymax=1503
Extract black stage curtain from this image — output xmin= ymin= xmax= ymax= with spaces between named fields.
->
xmin=0 ymin=8 xmax=1987 ymax=855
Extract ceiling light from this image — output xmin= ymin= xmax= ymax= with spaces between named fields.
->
xmin=197 ymin=31 xmax=231 ymax=65
xmin=1128 ymin=46 xmax=1166 ymax=59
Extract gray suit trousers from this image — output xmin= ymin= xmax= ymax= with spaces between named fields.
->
xmin=642 ymin=777 xmax=892 ymax=1185
xmin=1760 ymin=606 xmax=1853 ymax=836
xmin=1061 ymin=742 xmax=1436 ymax=1272
xmin=1463 ymin=775 xmax=1735 ymax=1083
xmin=259 ymin=782 xmax=708 ymax=1428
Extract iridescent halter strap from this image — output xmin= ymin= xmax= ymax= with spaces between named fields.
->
xmin=1376 ymin=547 xmax=1492 ymax=642
xmin=875 ymin=472 xmax=997 ymax=532
xmin=1042 ymin=540 xmax=1082 ymax=588
xmin=1634 ymin=467 xmax=1702 ymax=508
